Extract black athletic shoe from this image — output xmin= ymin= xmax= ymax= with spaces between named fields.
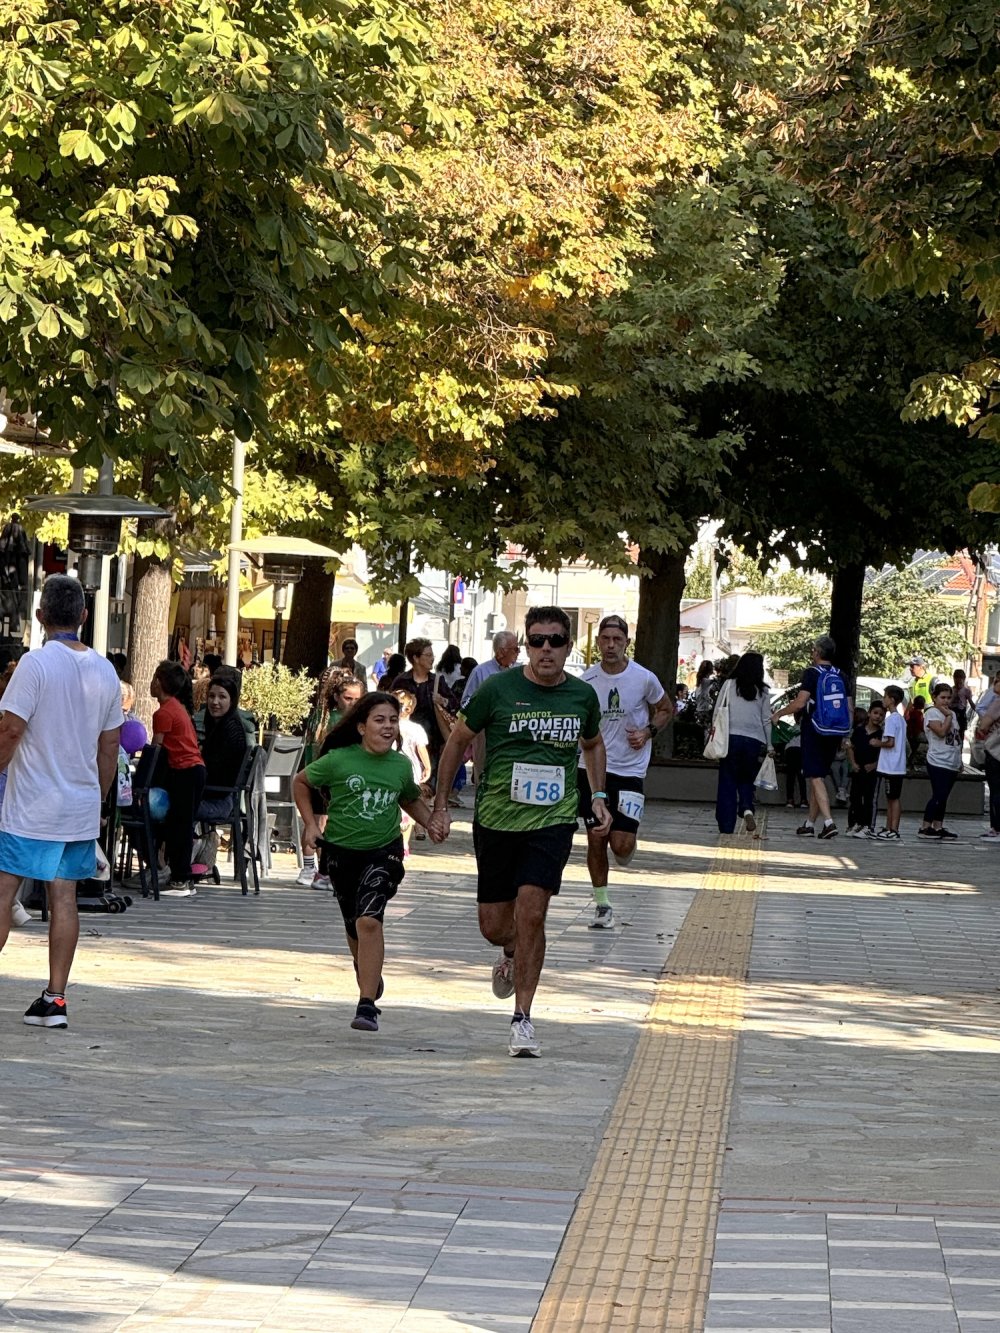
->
xmin=23 ymin=994 xmax=68 ymax=1028
xmin=937 ymin=827 xmax=958 ymax=840
xmin=817 ymin=822 xmax=838 ymax=840
xmin=350 ymin=1000 xmax=379 ymax=1032
xmin=796 ymin=823 xmax=815 ymax=836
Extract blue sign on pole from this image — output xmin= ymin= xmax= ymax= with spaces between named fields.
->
xmin=453 ymin=576 xmax=466 ymax=605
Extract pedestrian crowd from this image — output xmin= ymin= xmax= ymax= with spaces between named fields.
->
xmin=0 ymin=577 xmax=992 ymax=1059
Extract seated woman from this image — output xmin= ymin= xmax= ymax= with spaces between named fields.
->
xmin=197 ymin=675 xmax=249 ymax=822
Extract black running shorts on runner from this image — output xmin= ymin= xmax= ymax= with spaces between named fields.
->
xmin=322 ymin=838 xmax=405 ymax=940
xmin=577 ymin=770 xmax=645 ymax=835
xmin=472 ymin=822 xmax=576 ymax=903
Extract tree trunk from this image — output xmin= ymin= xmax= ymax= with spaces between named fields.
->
xmin=634 ymin=546 xmax=687 ymax=684
xmin=829 ymin=561 xmax=865 ymax=697
xmin=126 ymin=515 xmax=176 ymax=733
xmin=634 ymin=546 xmax=688 ymax=757
xmin=283 ymin=562 xmax=335 ymax=677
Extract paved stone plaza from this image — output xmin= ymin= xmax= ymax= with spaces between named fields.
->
xmin=2 ymin=801 xmax=1000 ymax=1331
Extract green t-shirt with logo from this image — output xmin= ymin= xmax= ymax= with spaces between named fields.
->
xmin=305 ymin=745 xmax=420 ymax=850
xmin=460 ymin=667 xmax=602 ymax=831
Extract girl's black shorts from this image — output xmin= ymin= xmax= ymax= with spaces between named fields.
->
xmin=320 ymin=838 xmax=405 ymax=940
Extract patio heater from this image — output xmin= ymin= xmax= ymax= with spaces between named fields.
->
xmin=23 ymin=492 xmax=166 ymax=647
xmin=229 ymin=536 xmax=342 ymax=664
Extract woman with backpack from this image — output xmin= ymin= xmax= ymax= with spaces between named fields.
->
xmin=770 ymin=635 xmax=847 ymax=840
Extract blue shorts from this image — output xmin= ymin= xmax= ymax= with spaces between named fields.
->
xmin=0 ymin=833 xmax=97 ymax=883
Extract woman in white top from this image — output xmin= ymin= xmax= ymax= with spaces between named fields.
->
xmin=919 ymin=680 xmax=963 ymax=840
xmin=974 ymin=674 xmax=1000 ymax=838
xmin=714 ymin=652 xmax=772 ymax=835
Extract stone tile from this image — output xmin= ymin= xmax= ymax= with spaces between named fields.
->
xmin=826 ymin=1242 xmax=945 ymax=1272
xmin=830 ymin=1270 xmax=952 ymax=1302
xmin=832 ymin=1306 xmax=958 ymax=1333
xmin=827 ymin=1216 xmax=937 ymax=1242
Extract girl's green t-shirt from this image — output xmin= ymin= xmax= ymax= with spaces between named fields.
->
xmin=305 ymin=745 xmax=420 ymax=849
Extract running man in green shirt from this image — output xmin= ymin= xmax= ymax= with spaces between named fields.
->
xmin=293 ymin=692 xmax=440 ymax=1033
xmin=432 ymin=607 xmax=611 ymax=1058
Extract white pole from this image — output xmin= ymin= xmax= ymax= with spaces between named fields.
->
xmin=90 ymin=457 xmax=114 ymax=655
xmin=224 ymin=433 xmax=246 ymax=666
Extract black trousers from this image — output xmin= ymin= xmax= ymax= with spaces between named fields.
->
xmin=784 ymin=748 xmax=806 ymax=804
xmin=162 ymin=764 xmax=206 ymax=883
xmin=848 ymin=769 xmax=877 ymax=830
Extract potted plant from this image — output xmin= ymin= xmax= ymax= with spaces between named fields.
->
xmin=238 ymin=662 xmax=315 ymax=742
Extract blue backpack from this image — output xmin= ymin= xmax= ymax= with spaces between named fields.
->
xmin=811 ymin=665 xmax=851 ymax=735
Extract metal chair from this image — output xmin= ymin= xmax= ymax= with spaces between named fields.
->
xmin=115 ymin=743 xmax=163 ymax=901
xmin=196 ymin=745 xmax=264 ymax=895
xmin=263 ymin=733 xmax=305 ymax=867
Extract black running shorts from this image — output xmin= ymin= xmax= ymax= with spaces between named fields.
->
xmin=472 ymin=822 xmax=575 ymax=903
xmin=577 ymin=770 xmax=645 ymax=835
xmin=321 ymin=838 xmax=405 ymax=940
xmin=879 ymin=774 xmax=904 ymax=801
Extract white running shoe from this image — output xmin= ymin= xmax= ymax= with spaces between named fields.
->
xmin=508 ymin=1017 xmax=541 ymax=1058
xmin=742 ymin=810 xmax=757 ymax=834
xmin=589 ymin=904 xmax=615 ymax=930
xmin=311 ymin=874 xmax=331 ymax=891
xmin=491 ymin=950 xmax=515 ymax=999
xmin=980 ymin=829 xmax=1000 ymax=840
xmin=848 ymin=826 xmax=868 ymax=839
xmin=611 ymin=845 xmax=636 ymax=868
xmin=10 ymin=900 xmax=31 ymax=928
xmin=295 ymin=865 xmax=317 ymax=886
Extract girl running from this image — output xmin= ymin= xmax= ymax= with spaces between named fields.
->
xmin=292 ymin=692 xmax=440 ymax=1032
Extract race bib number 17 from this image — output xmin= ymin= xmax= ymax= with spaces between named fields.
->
xmin=511 ymin=763 xmax=565 ymax=806
xmin=617 ymin=790 xmax=646 ymax=824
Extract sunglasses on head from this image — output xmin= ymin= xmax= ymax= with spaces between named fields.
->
xmin=527 ymin=632 xmax=569 ymax=649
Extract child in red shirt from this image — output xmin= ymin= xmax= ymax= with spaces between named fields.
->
xmin=151 ymin=660 xmax=206 ymax=895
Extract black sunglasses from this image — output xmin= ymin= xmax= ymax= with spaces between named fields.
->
xmin=526 ymin=632 xmax=569 ymax=648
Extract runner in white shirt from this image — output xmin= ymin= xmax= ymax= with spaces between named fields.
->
xmin=578 ymin=615 xmax=673 ymax=928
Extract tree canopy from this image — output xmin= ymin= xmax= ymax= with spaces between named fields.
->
xmin=775 ymin=2 xmax=1000 ymax=476
xmin=755 ymin=566 xmax=970 ymax=679
xmin=0 ymin=0 xmax=429 ymax=495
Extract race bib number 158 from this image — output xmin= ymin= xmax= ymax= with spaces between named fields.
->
xmin=511 ymin=762 xmax=565 ymax=806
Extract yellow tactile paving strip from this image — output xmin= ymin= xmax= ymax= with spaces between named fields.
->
xmin=534 ymin=839 xmax=760 ymax=1332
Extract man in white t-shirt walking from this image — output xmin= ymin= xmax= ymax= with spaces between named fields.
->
xmin=578 ymin=615 xmax=673 ymax=928
xmin=0 ymin=576 xmax=123 ymax=1028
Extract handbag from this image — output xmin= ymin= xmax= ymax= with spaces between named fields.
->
xmin=703 ymin=680 xmax=732 ymax=760
xmin=754 ymin=754 xmax=778 ymax=791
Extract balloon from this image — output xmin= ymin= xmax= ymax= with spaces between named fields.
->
xmin=147 ymin=787 xmax=170 ymax=821
xmin=120 ymin=719 xmax=148 ymax=755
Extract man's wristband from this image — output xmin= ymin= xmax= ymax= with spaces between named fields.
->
xmin=648 ymin=724 xmax=658 ymax=738
xmin=591 ymin=790 xmax=608 ymax=801
xmin=432 ymin=806 xmax=449 ymax=814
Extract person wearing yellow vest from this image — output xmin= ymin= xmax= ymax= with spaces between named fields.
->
xmin=907 ymin=655 xmax=934 ymax=706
